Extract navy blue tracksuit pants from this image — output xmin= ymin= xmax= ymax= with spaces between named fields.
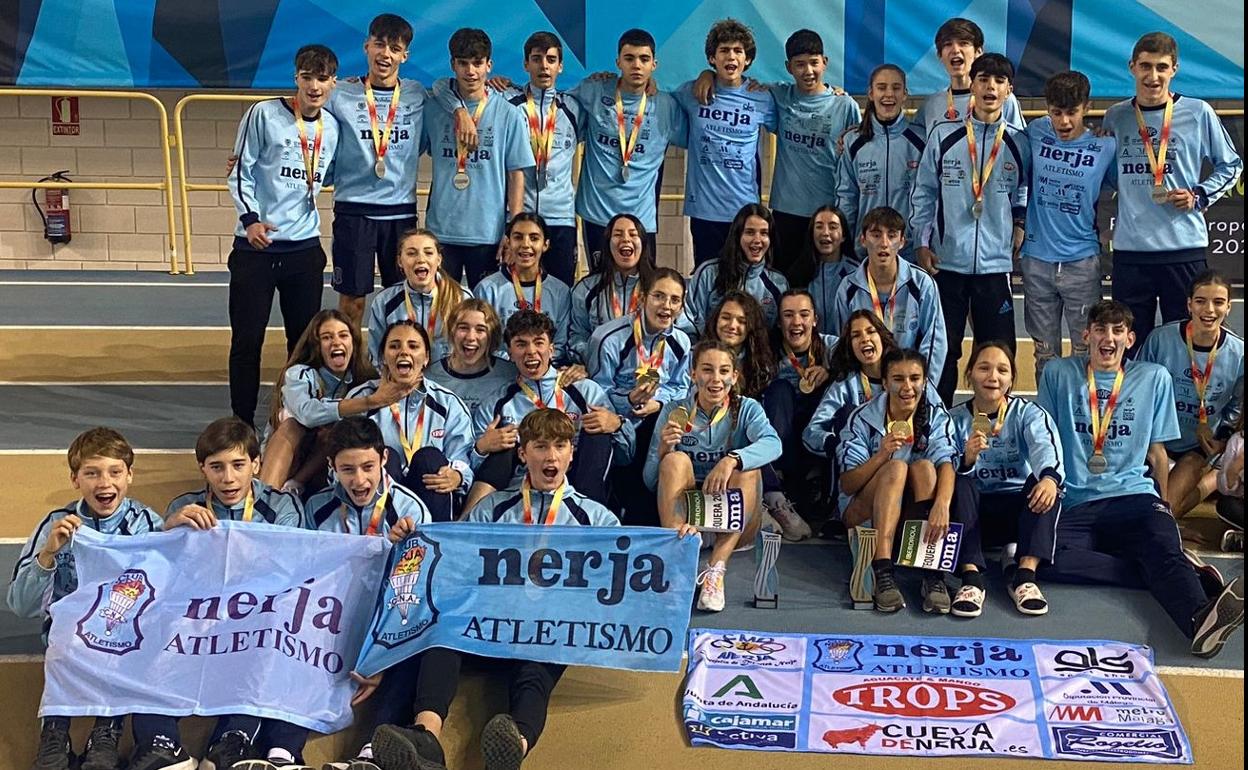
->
xmin=952 ymin=474 xmax=1059 ymax=570
xmin=1040 ymin=493 xmax=1207 ymax=638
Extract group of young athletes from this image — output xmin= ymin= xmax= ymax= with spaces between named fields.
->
xmin=10 ymin=11 xmax=1247 ymax=770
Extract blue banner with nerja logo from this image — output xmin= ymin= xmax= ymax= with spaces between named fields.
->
xmin=39 ymin=522 xmax=387 ymax=733
xmin=683 ymin=629 xmax=1193 ymax=763
xmin=355 ymin=523 xmax=700 ymax=677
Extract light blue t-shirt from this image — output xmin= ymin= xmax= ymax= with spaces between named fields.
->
xmin=1037 ymin=357 xmax=1180 ymax=508
xmin=570 ymin=78 xmax=687 ymax=230
xmin=1137 ymin=322 xmax=1245 ymax=453
xmin=769 ymin=84 xmax=861 ymax=217
xmin=422 ymin=86 xmax=535 ymax=245
xmin=1022 ymin=118 xmax=1117 ymax=262
xmin=328 ymin=77 xmax=426 ymax=217
xmin=674 ymin=80 xmax=777 ymax=222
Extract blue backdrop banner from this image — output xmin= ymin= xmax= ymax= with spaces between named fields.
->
xmin=355 ymin=523 xmax=700 ymax=677
xmin=39 ymin=522 xmax=387 ymax=733
xmin=2 ymin=1 xmax=1242 ymax=96
xmin=683 ymin=628 xmax=1193 ymax=763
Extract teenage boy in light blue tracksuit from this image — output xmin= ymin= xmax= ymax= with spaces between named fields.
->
xmin=911 ymin=53 xmax=1029 ymax=405
xmin=469 ymin=310 xmax=633 ymax=509
xmin=12 ymin=429 xmax=167 ymax=770
xmin=1101 ymin=31 xmax=1242 ymax=352
xmin=226 ymin=44 xmax=341 ymax=427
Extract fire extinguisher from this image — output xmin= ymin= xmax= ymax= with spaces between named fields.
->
xmin=33 ymin=170 xmax=72 ymax=244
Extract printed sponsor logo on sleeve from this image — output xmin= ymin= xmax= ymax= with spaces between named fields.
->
xmin=1051 ymin=726 xmax=1184 ymax=760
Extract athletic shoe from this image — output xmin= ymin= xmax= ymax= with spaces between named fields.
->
xmin=763 ymin=491 xmax=812 ymax=541
xmin=1010 ymin=582 xmax=1050 ymax=616
xmin=950 ymin=584 xmax=985 ymax=618
xmin=1191 ymin=575 xmax=1245 ymax=659
xmin=79 ymin=720 xmax=122 ymax=770
xmin=31 ymin=719 xmax=75 ymax=770
xmin=1183 ymin=548 xmax=1225 ymax=599
xmin=124 ymin=737 xmax=196 ymax=770
xmin=480 ymin=714 xmax=526 ymax=770
xmin=199 ymin=731 xmax=256 ymax=770
xmin=1221 ymin=529 xmax=1244 ymax=553
xmin=319 ymin=760 xmax=380 ymax=770
xmin=1216 ymin=498 xmax=1244 ymax=531
xmin=696 ymin=561 xmax=727 ymax=612
xmin=234 ymin=761 xmax=315 ymax=770
xmin=872 ymin=567 xmax=905 ymax=612
xmin=370 ymin=724 xmax=447 ymax=770
xmin=921 ymin=575 xmax=952 ymax=614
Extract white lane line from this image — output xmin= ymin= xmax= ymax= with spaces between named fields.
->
xmin=0 ymin=280 xmax=334 ymax=289
xmin=0 ymin=448 xmax=191 ymax=455
xmin=1155 ymin=665 xmax=1244 ymax=678
xmin=0 ymin=380 xmax=239 ymax=386
xmin=0 ymin=537 xmax=29 ymax=545
xmin=0 ymin=655 xmax=45 ymax=664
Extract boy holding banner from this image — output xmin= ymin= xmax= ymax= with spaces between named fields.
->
xmin=161 ymin=416 xmax=310 ymax=768
xmin=10 ymin=428 xmax=166 ymax=770
xmin=1038 ymin=300 xmax=1245 ymax=658
xmin=358 ymin=410 xmax=695 ymax=770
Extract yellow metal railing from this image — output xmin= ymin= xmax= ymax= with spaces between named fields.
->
xmin=0 ymin=88 xmax=180 ymax=273
xmin=173 ymin=93 xmax=280 ymax=275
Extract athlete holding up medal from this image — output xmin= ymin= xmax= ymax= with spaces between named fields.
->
xmin=837 ymin=349 xmax=959 ymax=614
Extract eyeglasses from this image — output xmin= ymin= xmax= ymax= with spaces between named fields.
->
xmin=647 ymin=292 xmax=684 ymax=309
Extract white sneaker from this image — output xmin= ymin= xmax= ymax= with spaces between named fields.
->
xmin=696 ymin=561 xmax=727 ymax=612
xmin=764 ymin=492 xmax=812 ymax=541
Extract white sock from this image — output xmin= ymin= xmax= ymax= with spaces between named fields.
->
xmin=267 ymin=748 xmax=295 ymax=763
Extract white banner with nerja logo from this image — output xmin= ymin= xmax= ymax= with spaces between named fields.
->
xmin=39 ymin=522 xmax=387 ymax=733
xmin=683 ymin=629 xmax=1193 ymax=763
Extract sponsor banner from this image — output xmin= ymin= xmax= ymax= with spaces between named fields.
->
xmin=684 ymin=630 xmax=1193 ymax=763
xmin=40 ymin=523 xmax=386 ymax=733
xmin=356 ymin=524 xmax=699 ymax=677
xmin=895 ymin=521 xmax=964 ymax=570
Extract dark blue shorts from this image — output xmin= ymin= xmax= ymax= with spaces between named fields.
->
xmin=331 ymin=213 xmax=416 ymax=297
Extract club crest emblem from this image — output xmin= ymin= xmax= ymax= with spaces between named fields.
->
xmin=76 ymin=569 xmax=156 ymax=655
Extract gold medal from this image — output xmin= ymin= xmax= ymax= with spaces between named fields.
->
xmin=452 ymin=171 xmax=470 ymax=190
xmin=888 ymin=420 xmax=913 ymax=440
xmin=668 ymin=405 xmax=691 ymax=427
xmin=637 ymin=368 xmax=660 ymax=388
xmin=799 ymin=377 xmax=815 ymax=395
xmin=971 ymin=413 xmax=993 ymax=436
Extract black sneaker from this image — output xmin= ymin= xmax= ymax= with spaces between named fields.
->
xmin=31 ymin=719 xmax=75 ymax=770
xmin=124 ymin=737 xmax=196 ymax=770
xmin=80 ymin=719 xmax=123 ymax=770
xmin=320 ymin=759 xmax=381 ymax=770
xmin=1183 ymin=548 xmax=1225 ymax=600
xmin=872 ymin=566 xmax=905 ymax=613
xmin=200 ymin=730 xmax=257 ymax=770
xmin=480 ymin=714 xmax=525 ymax=770
xmin=371 ymin=724 xmax=447 ymax=770
xmin=1191 ymin=574 xmax=1245 ymax=659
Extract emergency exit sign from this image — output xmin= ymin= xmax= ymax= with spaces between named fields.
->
xmin=51 ymin=96 xmax=79 ymax=136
